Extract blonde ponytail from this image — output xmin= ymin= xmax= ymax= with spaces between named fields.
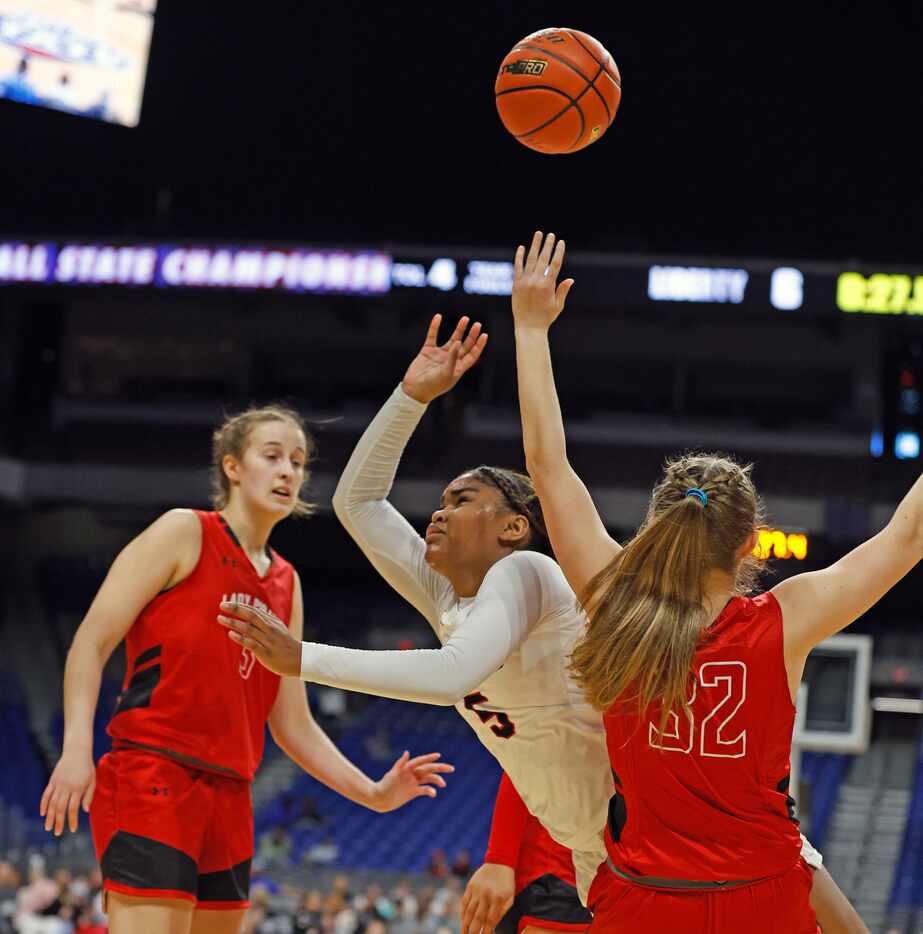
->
xmin=570 ymin=454 xmax=764 ymax=732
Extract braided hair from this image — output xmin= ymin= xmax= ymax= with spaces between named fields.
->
xmin=468 ymin=465 xmax=551 ymax=556
xmin=570 ymin=451 xmax=765 ymax=725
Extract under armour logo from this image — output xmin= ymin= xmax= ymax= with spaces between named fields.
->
xmin=151 ymin=786 xmax=169 ymax=796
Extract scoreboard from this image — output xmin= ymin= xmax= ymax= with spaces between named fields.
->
xmin=3 ymin=238 xmax=923 ymax=323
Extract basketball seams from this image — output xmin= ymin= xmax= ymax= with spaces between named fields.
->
xmin=498 ymin=87 xmax=585 ymax=146
xmin=564 ymin=29 xmax=622 ymax=131
xmin=516 ymin=40 xmax=612 ymax=130
xmin=565 ymin=29 xmax=622 ymax=89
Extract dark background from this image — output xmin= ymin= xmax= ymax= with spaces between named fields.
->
xmin=3 ymin=1 xmax=922 ymax=260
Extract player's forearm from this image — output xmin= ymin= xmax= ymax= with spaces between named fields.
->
xmin=332 ymin=384 xmax=427 ymax=520
xmin=273 ymin=717 xmax=379 ymax=811
xmin=300 ymin=641 xmax=489 ymax=706
xmin=61 ymin=632 xmax=107 ymax=756
xmin=514 ymin=325 xmax=570 ymax=476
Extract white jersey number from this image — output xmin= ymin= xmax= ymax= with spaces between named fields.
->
xmin=648 ymin=661 xmax=747 ymax=759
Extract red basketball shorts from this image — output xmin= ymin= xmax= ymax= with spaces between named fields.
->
xmin=588 ymin=858 xmax=816 ymax=933
xmin=90 ymin=749 xmax=253 ymax=910
xmin=497 ymin=823 xmax=592 ymax=934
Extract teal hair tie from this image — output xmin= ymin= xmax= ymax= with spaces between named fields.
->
xmin=685 ymin=487 xmax=708 ymax=506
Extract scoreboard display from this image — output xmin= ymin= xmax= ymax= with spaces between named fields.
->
xmin=3 ymin=238 xmax=923 ymax=325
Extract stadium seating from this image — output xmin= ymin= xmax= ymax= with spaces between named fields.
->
xmin=255 ymin=697 xmax=500 ymax=871
xmin=887 ymin=728 xmax=923 ymax=928
xmin=799 ymin=750 xmax=851 ymax=850
xmin=0 ymin=671 xmax=49 ymax=820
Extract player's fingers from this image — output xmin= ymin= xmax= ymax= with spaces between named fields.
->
xmin=444 ymin=316 xmax=470 ymax=348
xmin=405 ymin=752 xmax=444 ymax=769
xmin=469 ymin=901 xmax=491 ymax=934
xmin=424 ymin=313 xmax=442 ymax=347
xmin=53 ymin=790 xmax=68 ymax=836
xmin=217 ymin=615 xmax=255 ymax=639
xmin=415 ymin=761 xmax=455 ymax=773
xmin=40 ymin=781 xmax=54 ymax=817
xmin=67 ymin=790 xmax=81 ymax=832
xmin=460 ymin=320 xmax=482 ymax=354
xmin=226 ymin=630 xmax=264 ymax=652
xmin=82 ymin=778 xmax=95 ymax=814
xmin=538 ymin=231 xmax=556 ymax=271
xmin=556 ymin=278 xmax=575 ymax=311
xmin=446 ymin=340 xmax=461 ymax=374
xmin=548 ymin=237 xmax=566 ymax=278
xmin=413 ymin=785 xmax=437 ymax=799
xmin=514 ymin=244 xmax=525 ymax=280
xmin=525 ymin=230 xmax=543 ymax=272
xmin=43 ymin=791 xmax=57 ymax=830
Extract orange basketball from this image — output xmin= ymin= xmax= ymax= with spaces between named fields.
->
xmin=495 ymin=28 xmax=621 ymax=154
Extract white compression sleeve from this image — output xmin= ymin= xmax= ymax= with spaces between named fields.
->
xmin=300 ymin=551 xmax=543 ymax=704
xmin=331 ymin=383 xmax=449 ymax=630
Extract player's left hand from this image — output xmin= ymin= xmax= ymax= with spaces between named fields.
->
xmin=218 ymin=601 xmax=301 ymax=677
xmin=461 ymin=862 xmax=516 ymax=934
xmin=369 ymin=751 xmax=456 ymax=813
xmin=512 ymin=230 xmax=575 ymax=331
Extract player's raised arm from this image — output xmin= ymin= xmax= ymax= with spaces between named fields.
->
xmin=774 ymin=470 xmax=923 ymax=671
xmin=331 ymin=314 xmax=487 ymax=629
xmin=512 ymin=231 xmax=621 ymax=604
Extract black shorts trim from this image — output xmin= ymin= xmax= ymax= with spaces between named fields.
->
xmin=101 ymin=830 xmax=197 ymax=895
xmin=197 ymin=859 xmax=251 ymax=903
xmin=496 ymin=873 xmax=593 ymax=934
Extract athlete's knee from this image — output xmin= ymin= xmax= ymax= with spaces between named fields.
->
xmin=106 ymin=891 xmax=194 ymax=934
xmin=189 ymin=906 xmax=247 ymax=934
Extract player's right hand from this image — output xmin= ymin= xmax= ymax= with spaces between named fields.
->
xmin=461 ymin=862 xmax=516 ymax=934
xmin=512 ymin=231 xmax=574 ymax=331
xmin=40 ymin=750 xmax=96 ymax=836
xmin=400 ymin=314 xmax=488 ymax=404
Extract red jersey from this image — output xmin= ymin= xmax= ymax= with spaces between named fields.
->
xmin=108 ymin=510 xmax=294 ymax=781
xmin=602 ymin=592 xmax=801 ymax=884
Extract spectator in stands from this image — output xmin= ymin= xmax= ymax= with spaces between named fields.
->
xmin=40 ymin=405 xmax=453 ymax=934
xmin=450 ymin=850 xmax=470 ymax=880
xmin=255 ymin=825 xmax=293 ymax=870
xmin=293 ymin=890 xmax=323 ymax=934
xmin=427 ymin=848 xmax=449 ymax=880
xmin=282 ymin=790 xmax=326 ymax=829
xmin=304 ymin=835 xmax=339 ymax=866
xmin=389 ymin=879 xmax=418 ymax=927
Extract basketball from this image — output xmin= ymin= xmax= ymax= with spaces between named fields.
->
xmin=495 ymin=28 xmax=621 ymax=154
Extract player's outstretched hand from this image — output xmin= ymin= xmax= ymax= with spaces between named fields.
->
xmin=401 ymin=313 xmax=488 ymax=404
xmin=461 ymin=862 xmax=516 ymax=934
xmin=512 ymin=230 xmax=574 ymax=331
xmin=218 ymin=601 xmax=301 ymax=677
xmin=369 ymin=751 xmax=455 ymax=813
xmin=40 ymin=750 xmax=96 ymax=836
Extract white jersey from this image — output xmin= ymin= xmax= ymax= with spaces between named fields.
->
xmin=301 ymin=384 xmax=612 ymax=901
xmin=298 ymin=384 xmax=822 ymax=900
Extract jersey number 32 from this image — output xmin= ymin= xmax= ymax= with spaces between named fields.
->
xmin=648 ymin=661 xmax=747 ymax=759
